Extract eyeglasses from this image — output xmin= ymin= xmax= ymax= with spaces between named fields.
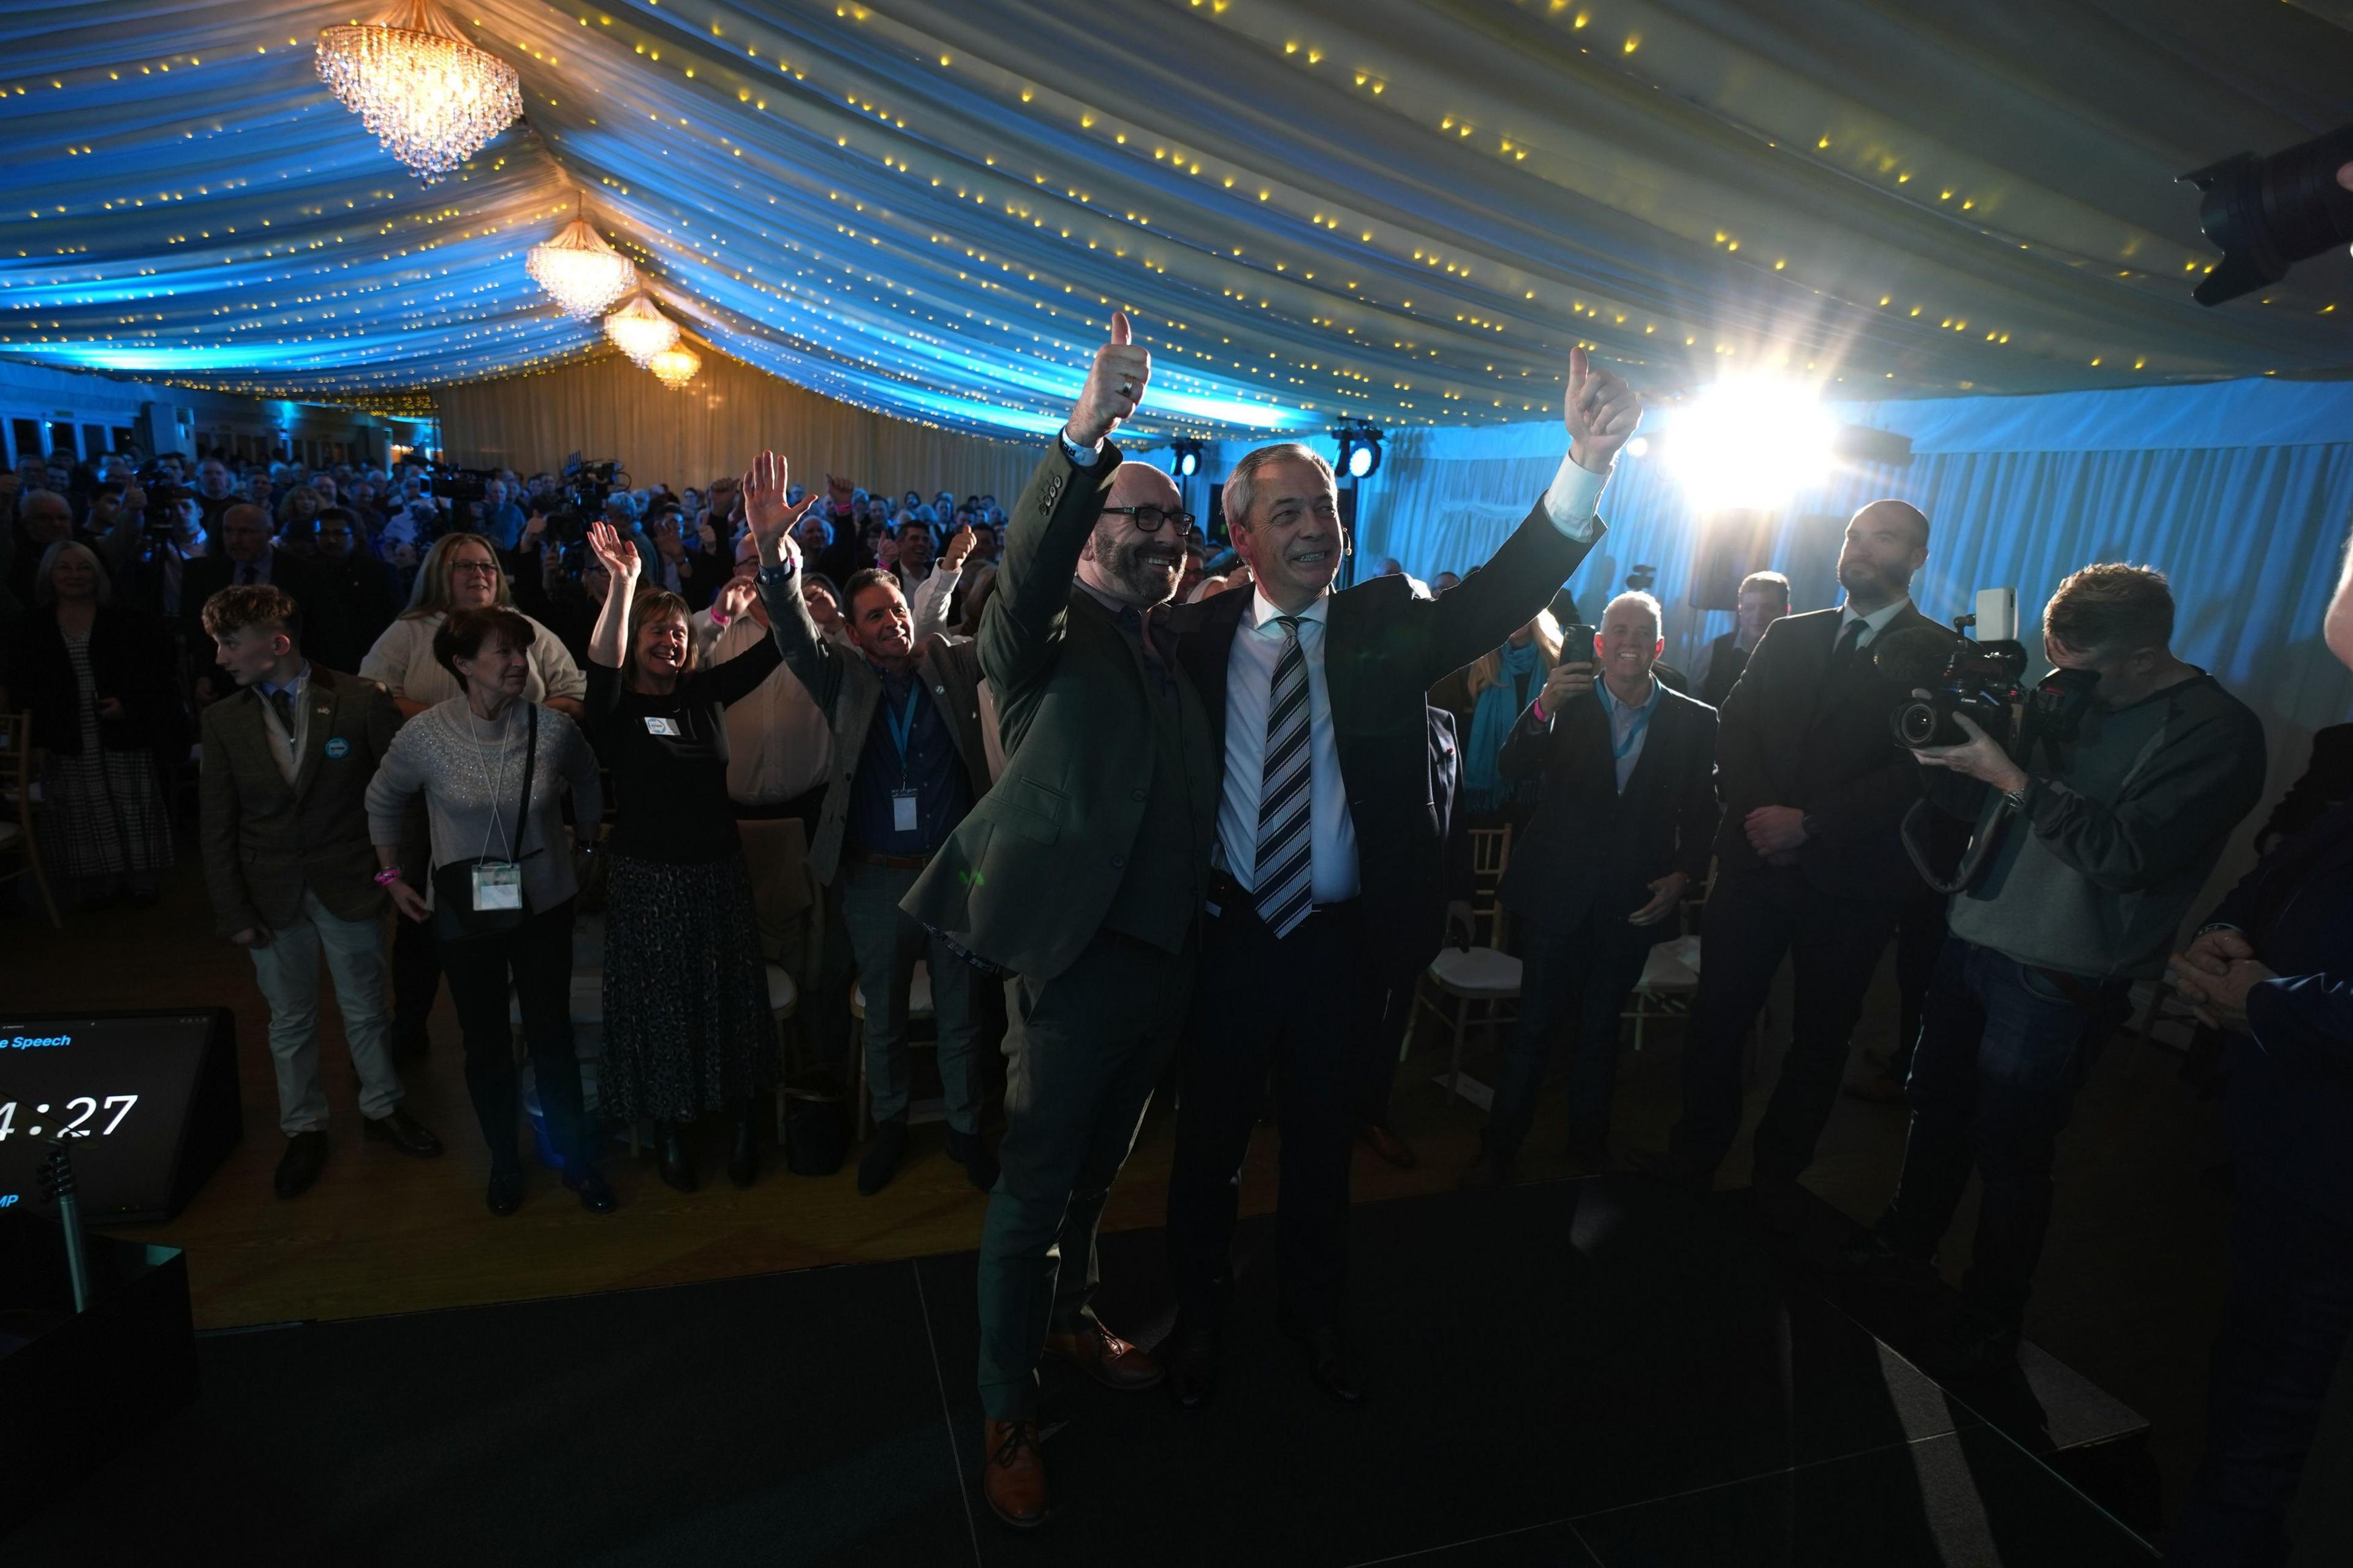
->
xmin=1101 ymin=504 xmax=1197 ymax=533
xmin=450 ymin=561 xmax=501 ymax=577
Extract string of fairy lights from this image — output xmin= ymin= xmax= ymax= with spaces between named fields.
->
xmin=0 ymin=0 xmax=2345 ymax=439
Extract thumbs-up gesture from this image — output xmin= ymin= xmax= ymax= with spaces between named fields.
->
xmin=1067 ymin=311 xmax=1151 ymax=449
xmin=1563 ymin=346 xmax=1642 ymax=473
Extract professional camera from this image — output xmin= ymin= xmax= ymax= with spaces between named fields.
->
xmin=138 ymin=477 xmax=192 ymax=539
xmin=2183 ymin=122 xmax=2353 ymax=306
xmin=1885 ymin=629 xmax=2028 ymax=749
xmin=561 ymin=454 xmax=624 ymax=515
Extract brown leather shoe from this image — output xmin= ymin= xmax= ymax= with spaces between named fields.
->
xmin=1043 ymin=1320 xmax=1164 ymax=1392
xmin=981 ymin=1418 xmax=1048 ymax=1529
xmin=1358 ymin=1121 xmax=1417 ymax=1169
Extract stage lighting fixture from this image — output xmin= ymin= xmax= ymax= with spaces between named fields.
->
xmin=1331 ymin=420 xmax=1384 ymax=479
xmin=1170 ymin=438 xmax=1204 ymax=478
xmin=1664 ymin=377 xmax=1835 ymax=512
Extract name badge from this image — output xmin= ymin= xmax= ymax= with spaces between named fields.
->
xmin=472 ymin=861 xmax=523 ymax=911
xmin=891 ymin=789 xmax=919 ymax=834
xmin=643 ymin=716 xmax=682 ymax=738
xmin=323 ymin=737 xmax=350 ymax=760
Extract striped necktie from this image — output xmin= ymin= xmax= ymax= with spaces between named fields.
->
xmin=1254 ymin=615 xmax=1315 ymax=939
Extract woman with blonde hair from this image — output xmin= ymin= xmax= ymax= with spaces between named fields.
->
xmin=1456 ymin=609 xmax=1566 ymax=828
xmin=580 ymin=518 xmax=786 ymax=1191
xmin=360 ymin=531 xmax=586 ymax=1061
xmin=0 ymin=541 xmax=181 ymax=906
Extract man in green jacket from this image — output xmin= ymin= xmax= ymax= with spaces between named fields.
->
xmin=904 ymin=313 xmax=1219 ymax=1530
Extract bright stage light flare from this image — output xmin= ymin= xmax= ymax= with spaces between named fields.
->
xmin=1665 ymin=377 xmax=1837 ymax=512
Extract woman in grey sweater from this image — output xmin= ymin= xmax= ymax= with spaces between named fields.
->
xmin=366 ymin=607 xmax=611 ymax=1216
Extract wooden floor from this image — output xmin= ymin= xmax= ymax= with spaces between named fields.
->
xmin=1 ymin=858 xmax=2237 ymax=1545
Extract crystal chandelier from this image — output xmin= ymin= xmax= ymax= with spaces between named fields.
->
xmin=605 ymin=295 xmax=681 ymax=367
xmin=316 ymin=0 xmax=522 ymax=185
xmin=527 ymin=201 xmax=636 ymax=320
xmin=649 ymin=345 xmax=703 ymax=390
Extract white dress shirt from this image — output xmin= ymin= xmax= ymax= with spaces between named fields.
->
xmin=1218 ymin=590 xmax=1360 ymax=904
xmin=1836 ymin=595 xmax=1914 ymax=650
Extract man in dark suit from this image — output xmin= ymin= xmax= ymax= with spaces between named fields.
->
xmin=184 ymin=503 xmax=312 ymax=702
xmin=903 ymin=314 xmax=1221 ymax=1531
xmin=746 ymin=460 xmax=996 ymax=1199
xmin=1645 ymin=500 xmax=1939 ymax=1223
xmin=1161 ymin=347 xmax=1637 ymax=1408
xmin=1462 ymin=590 xmax=1719 ymax=1185
xmin=1700 ymin=569 xmax=1790 ymax=709
xmin=298 ymin=507 xmax=401 ymax=674
xmin=196 ymin=584 xmax=442 ymax=1200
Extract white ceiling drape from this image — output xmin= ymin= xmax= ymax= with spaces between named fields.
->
xmin=7 ymin=1 xmax=2353 ymax=441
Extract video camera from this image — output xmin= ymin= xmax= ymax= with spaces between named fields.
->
xmin=1881 ymin=588 xmax=2103 ymax=893
xmin=561 ymin=453 xmax=625 ymax=516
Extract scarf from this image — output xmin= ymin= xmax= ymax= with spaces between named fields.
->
xmin=1464 ymin=640 xmax=1544 ymax=813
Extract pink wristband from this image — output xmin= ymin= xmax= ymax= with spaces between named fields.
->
xmin=1530 ymin=697 xmax=1549 ymax=725
xmin=373 ymin=868 xmax=404 ymax=887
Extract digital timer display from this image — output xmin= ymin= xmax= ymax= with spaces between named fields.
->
xmin=0 ymin=1010 xmax=240 ymax=1221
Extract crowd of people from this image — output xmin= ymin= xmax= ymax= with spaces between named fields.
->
xmin=1 ymin=316 xmax=2346 ymax=1560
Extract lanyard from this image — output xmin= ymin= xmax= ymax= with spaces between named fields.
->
xmin=1601 ymin=686 xmax=1656 ymax=760
xmin=882 ymin=680 xmax=922 ymax=784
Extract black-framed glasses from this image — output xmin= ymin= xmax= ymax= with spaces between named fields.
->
xmin=1101 ymin=504 xmax=1196 ymax=533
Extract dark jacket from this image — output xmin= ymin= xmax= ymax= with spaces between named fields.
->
xmin=904 ymin=443 xmax=1220 ymax=981
xmin=197 ymin=665 xmax=401 ymax=937
xmin=298 ymin=555 xmax=403 ymax=675
xmin=4 ymin=602 xmax=184 ymax=757
xmin=763 ymin=566 xmax=990 ymax=887
xmin=2259 ymin=723 xmax=2353 ymax=849
xmin=1496 ymin=680 xmax=1719 ymax=942
xmin=1167 ymin=494 xmax=1603 ymax=980
xmin=2208 ymin=797 xmax=2353 ymax=1225
xmin=1700 ymin=629 xmax=1750 ymax=710
xmin=1713 ymin=602 xmax=1941 ymax=901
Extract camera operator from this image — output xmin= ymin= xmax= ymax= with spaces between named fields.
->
xmin=1844 ymin=564 xmax=2265 ymax=1376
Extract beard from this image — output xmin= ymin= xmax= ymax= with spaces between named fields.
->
xmin=1088 ymin=522 xmax=1183 ymax=605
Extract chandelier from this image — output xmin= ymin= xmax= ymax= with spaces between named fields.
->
xmin=649 ymin=345 xmax=703 ymax=391
xmin=605 ymin=295 xmax=680 ymax=367
xmin=527 ymin=202 xmax=636 ymax=320
xmin=317 ymin=0 xmax=522 ymax=185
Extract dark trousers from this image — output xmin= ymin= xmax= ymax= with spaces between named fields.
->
xmin=1670 ymin=862 xmax=1899 ymax=1181
xmin=1168 ymin=900 xmax=1373 ymax=1332
xmin=1487 ymin=906 xmax=1658 ymax=1156
xmin=438 ymin=899 xmax=592 ymax=1176
xmin=2169 ymin=1182 xmax=2353 ymax=1567
xmin=1880 ymin=937 xmax=2127 ymax=1331
xmin=1881 ymin=882 xmax=1950 ymax=1080
xmin=1360 ymin=980 xmax=1412 ymax=1127
xmin=978 ymin=930 xmax=1194 ymax=1420
xmin=388 ymin=888 xmax=442 ymax=1052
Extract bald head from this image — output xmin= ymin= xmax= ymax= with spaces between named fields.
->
xmin=1836 ymin=498 xmax=1930 ymax=613
xmin=20 ymin=490 xmax=72 ymax=543
xmin=1078 ymin=461 xmax=1186 ymax=607
xmin=221 ymin=504 xmax=273 ymax=563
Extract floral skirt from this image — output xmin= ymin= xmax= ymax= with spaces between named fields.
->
xmin=600 ymin=852 xmax=779 ymax=1121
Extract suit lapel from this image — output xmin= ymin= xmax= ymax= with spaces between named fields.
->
xmin=224 ymin=689 xmax=292 ymax=807
xmin=290 ymin=668 xmax=336 ymax=803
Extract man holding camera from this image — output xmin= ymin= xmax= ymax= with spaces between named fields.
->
xmin=1646 ymin=499 xmax=1939 ymax=1214
xmin=1847 ymin=564 xmax=2264 ymax=1374
xmin=1462 ymin=591 xmax=1718 ymax=1185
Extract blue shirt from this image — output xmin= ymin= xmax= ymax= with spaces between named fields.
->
xmin=1594 ymin=675 xmax=1662 ymax=793
xmin=850 ymin=665 xmax=970 ymax=855
xmin=482 ymin=501 xmax=528 ymax=551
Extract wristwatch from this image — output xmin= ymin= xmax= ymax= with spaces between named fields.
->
xmin=2001 ymin=781 xmax=2032 ymax=813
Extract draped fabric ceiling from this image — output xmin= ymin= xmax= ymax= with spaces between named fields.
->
xmin=8 ymin=0 xmax=2353 ymax=444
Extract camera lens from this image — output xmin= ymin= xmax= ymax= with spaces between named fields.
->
xmin=1892 ymin=700 xmax=1941 ymax=748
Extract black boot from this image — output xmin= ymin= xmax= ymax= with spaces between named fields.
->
xmin=657 ymin=1122 xmax=699 ymax=1193
xmin=727 ymin=1106 xmax=759 ymax=1189
xmin=857 ymin=1116 xmax=908 ymax=1195
xmin=947 ymin=1127 xmax=999 ymax=1192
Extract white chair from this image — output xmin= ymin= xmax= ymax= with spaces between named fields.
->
xmin=1417 ymin=825 xmax=1518 ymax=1110
xmin=1622 ymin=934 xmax=1702 ymax=1053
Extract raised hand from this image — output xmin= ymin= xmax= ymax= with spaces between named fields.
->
xmin=586 ymin=518 xmax=640 ymax=584
xmin=651 ymin=517 xmax=686 ymax=562
xmin=741 ymin=450 xmax=816 ymax=567
xmin=714 ymin=575 xmax=759 ymax=624
xmin=1538 ymin=657 xmax=1593 ymax=714
xmin=941 ymin=524 xmax=977 ymax=571
xmin=827 ymin=472 xmax=854 ymax=509
xmin=520 ymin=511 xmax=548 ymax=546
xmin=1563 ymin=346 xmax=1642 ymax=472
xmin=1067 ymin=311 xmax=1150 ymax=447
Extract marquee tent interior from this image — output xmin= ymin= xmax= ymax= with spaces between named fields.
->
xmin=6 ymin=0 xmax=2353 ymax=794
